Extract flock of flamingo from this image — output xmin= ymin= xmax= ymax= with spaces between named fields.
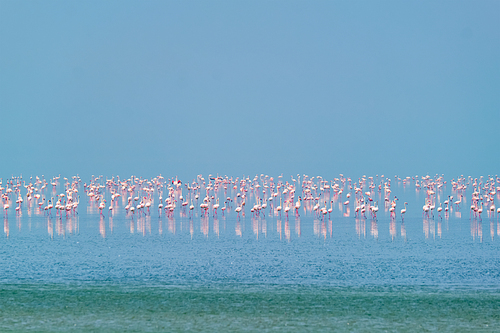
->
xmin=1 ymin=174 xmax=499 ymax=223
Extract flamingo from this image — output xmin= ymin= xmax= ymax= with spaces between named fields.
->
xmin=313 ymin=201 xmax=320 ymax=215
xmin=444 ymin=195 xmax=450 ymax=206
xmin=158 ymin=201 xmax=163 ymax=214
xmin=59 ymin=200 xmax=66 ymax=215
xmin=370 ymin=201 xmax=379 ymax=218
xmin=295 ymin=196 xmax=301 ymax=216
xmin=235 ymin=205 xmax=242 ymax=217
xmin=72 ymin=196 xmax=80 ymax=214
xmin=400 ymin=202 xmax=407 ymax=219
xmin=470 ymin=202 xmax=477 ymax=218
xmin=38 ymin=197 xmax=46 ymax=209
xmin=200 ymin=198 xmax=209 ymax=216
xmin=221 ymin=201 xmax=227 ymax=215
xmin=423 ymin=200 xmax=430 ymax=217
xmin=54 ymin=197 xmax=61 ymax=215
xmin=145 ymin=197 xmax=151 ymax=215
xmin=47 ymin=198 xmax=54 ymax=215
xmin=213 ymin=198 xmax=220 ymax=215
xmin=261 ymin=200 xmax=267 ymax=214
xmin=284 ymin=201 xmax=290 ymax=218
xmin=454 ymin=195 xmax=463 ymax=209
xmin=99 ymin=198 xmax=106 ymax=215
xmin=360 ymin=201 xmax=366 ymax=218
xmin=354 ymin=201 xmax=361 ymax=217
xmin=477 ymin=202 xmax=483 ymax=219
xmin=429 ymin=201 xmax=436 ymax=214
xmin=181 ymin=198 xmax=189 ymax=211
xmin=489 ymin=204 xmax=495 ymax=217
xmin=321 ymin=201 xmax=328 ymax=218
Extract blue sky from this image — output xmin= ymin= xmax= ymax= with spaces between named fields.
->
xmin=1 ymin=0 xmax=498 ymax=182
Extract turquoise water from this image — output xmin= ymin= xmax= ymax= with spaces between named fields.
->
xmin=1 ymin=175 xmax=499 ymax=331
xmin=1 ymin=284 xmax=498 ymax=332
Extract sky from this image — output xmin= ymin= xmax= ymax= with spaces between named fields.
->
xmin=0 ymin=0 xmax=498 ymax=182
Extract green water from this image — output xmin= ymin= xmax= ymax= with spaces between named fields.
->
xmin=1 ymin=284 xmax=498 ymax=332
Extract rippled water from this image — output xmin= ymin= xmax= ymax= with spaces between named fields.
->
xmin=1 ymin=175 xmax=499 ymax=331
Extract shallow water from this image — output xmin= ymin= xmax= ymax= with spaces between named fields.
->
xmin=1 ymin=284 xmax=498 ymax=332
xmin=1 ymin=176 xmax=499 ymax=331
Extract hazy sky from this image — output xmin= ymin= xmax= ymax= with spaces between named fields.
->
xmin=1 ymin=1 xmax=498 ymax=182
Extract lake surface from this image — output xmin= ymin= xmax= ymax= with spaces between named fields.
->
xmin=1 ymin=175 xmax=499 ymax=331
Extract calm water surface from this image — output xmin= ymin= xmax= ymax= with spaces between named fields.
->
xmin=1 ymin=176 xmax=499 ymax=331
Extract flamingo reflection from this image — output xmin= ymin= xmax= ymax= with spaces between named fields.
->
xmin=4 ymin=217 xmax=9 ymax=238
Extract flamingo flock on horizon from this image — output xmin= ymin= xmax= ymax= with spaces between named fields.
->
xmin=1 ymin=174 xmax=499 ymax=223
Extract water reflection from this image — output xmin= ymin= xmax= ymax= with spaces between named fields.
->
xmin=4 ymin=217 xmax=9 ymax=238
xmin=56 ymin=218 xmax=64 ymax=237
xmin=284 ymin=219 xmax=290 ymax=241
xmin=169 ymin=216 xmax=176 ymax=235
xmin=235 ymin=219 xmax=242 ymax=237
xmin=430 ymin=219 xmax=436 ymax=239
xmin=490 ymin=221 xmax=494 ymax=241
xmin=370 ymin=219 xmax=378 ymax=239
xmin=389 ymin=218 xmax=396 ymax=240
xmin=423 ymin=218 xmax=436 ymax=240
xmin=470 ymin=219 xmax=482 ymax=242
xmin=146 ymin=216 xmax=151 ymax=235
xmin=295 ymin=217 xmax=301 ymax=237
xmin=99 ymin=216 xmax=105 ymax=238
xmin=401 ymin=221 xmax=406 ymax=240
xmin=252 ymin=217 xmax=258 ymax=239
xmin=66 ymin=216 xmax=77 ymax=235
xmin=213 ymin=218 xmax=219 ymax=237
xmin=16 ymin=214 xmax=22 ymax=231
xmin=313 ymin=218 xmax=320 ymax=237
xmin=190 ymin=218 xmax=194 ymax=239
xmin=356 ymin=218 xmax=366 ymax=239
xmin=47 ymin=217 xmax=53 ymax=238
xmin=277 ymin=219 xmax=281 ymax=240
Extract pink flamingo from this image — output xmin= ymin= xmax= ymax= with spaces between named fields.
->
xmin=477 ymin=202 xmax=483 ymax=220
xmin=400 ymin=202 xmax=407 ymax=220
xmin=437 ymin=203 xmax=442 ymax=219
xmin=295 ymin=196 xmax=301 ymax=216
xmin=371 ymin=201 xmax=379 ymax=218
xmin=213 ymin=198 xmax=220 ymax=216
xmin=276 ymin=198 xmax=282 ymax=217
xmin=422 ymin=200 xmax=430 ymax=217
xmin=235 ymin=204 xmax=242 ymax=217
xmin=284 ymin=201 xmax=290 ymax=219
xmin=454 ymin=195 xmax=463 ymax=210
xmin=221 ymin=201 xmax=227 ymax=216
